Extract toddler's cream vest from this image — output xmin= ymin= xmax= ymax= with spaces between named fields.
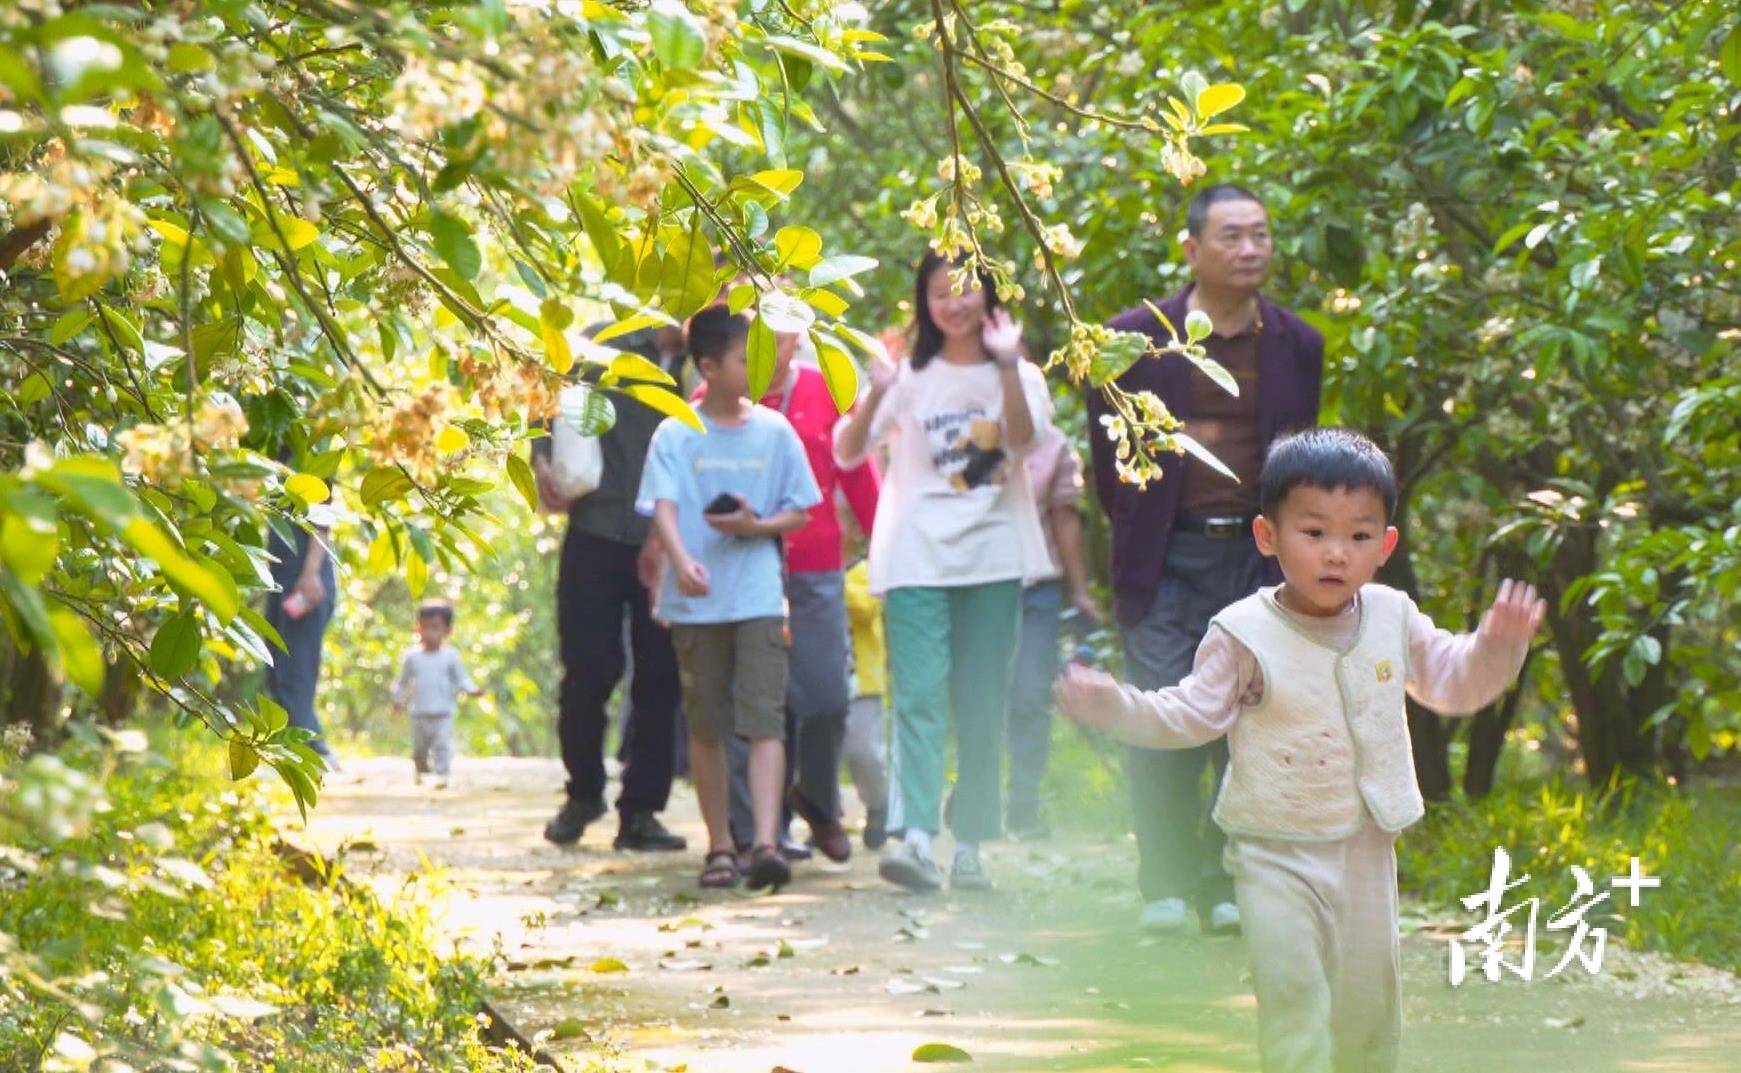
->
xmin=1210 ymin=584 xmax=1424 ymax=840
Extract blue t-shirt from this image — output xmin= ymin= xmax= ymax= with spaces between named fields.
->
xmin=636 ymin=405 xmax=822 ymax=625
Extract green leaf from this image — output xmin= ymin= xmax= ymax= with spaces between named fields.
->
xmin=121 ymin=518 xmax=239 ymax=623
xmin=1194 ymin=82 xmax=1245 ymax=119
xmin=1173 ymin=432 xmax=1238 ymax=482
xmin=1088 ymin=331 xmax=1148 ymax=387
xmin=149 ymin=613 xmax=202 ymax=679
xmin=913 ymin=1043 xmax=973 ymax=1063
xmin=746 ymin=316 xmax=778 ymax=401
xmin=48 ymin=609 xmax=104 ymax=695
xmin=648 ymin=0 xmax=706 ymax=70
xmin=430 ymin=212 xmax=482 ymax=281
xmin=0 ymin=513 xmax=58 ymax=586
xmin=623 ymin=384 xmax=703 ymax=433
xmin=590 ymin=957 xmax=630 ymax=973
xmin=507 ymin=453 xmax=538 ymax=512
xmin=405 ymin=546 xmax=428 ymax=599
xmin=745 ymin=169 xmax=804 ymax=198
xmin=1724 ymin=29 xmax=1741 ymax=84
xmin=810 ymin=330 xmax=859 ymax=413
xmin=809 ymin=254 xmax=878 ymax=288
xmin=774 ymin=225 xmax=823 ymax=271
xmin=595 ymin=310 xmax=677 ymax=344
xmin=229 ymin=738 xmax=260 ymax=780
xmin=284 ymin=473 xmax=330 ymax=505
xmin=610 ymin=352 xmax=677 ymax=387
xmin=361 ymin=467 xmax=415 ymax=507
xmin=658 ymin=224 xmax=721 ymax=320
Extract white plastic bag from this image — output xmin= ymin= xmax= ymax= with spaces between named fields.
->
xmin=550 ymin=384 xmax=604 ymax=501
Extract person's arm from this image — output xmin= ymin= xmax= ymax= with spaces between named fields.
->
xmin=391 ymin=653 xmax=411 ymax=712
xmin=1407 ymin=580 xmax=1544 ymax=716
xmin=1051 ymin=505 xmax=1102 ymax=624
xmin=835 ymin=351 xmax=897 ymax=468
xmin=1056 ymin=626 xmax=1255 ymax=749
xmin=836 ymin=440 xmax=880 ymax=539
xmin=982 ymin=310 xmax=1035 ymax=453
xmin=652 ymin=499 xmax=709 ymax=596
xmin=291 ymin=528 xmax=329 ymax=605
xmin=452 ymin=653 xmax=482 ymax=698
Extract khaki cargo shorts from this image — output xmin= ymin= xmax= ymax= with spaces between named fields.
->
xmin=671 ymin=617 xmax=788 ymax=742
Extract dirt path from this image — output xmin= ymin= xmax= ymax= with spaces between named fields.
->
xmin=283 ymin=757 xmax=1740 ymax=1072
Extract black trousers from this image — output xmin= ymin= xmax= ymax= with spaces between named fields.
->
xmin=1122 ymin=530 xmax=1270 ymax=910
xmin=556 ymin=528 xmax=679 ymax=815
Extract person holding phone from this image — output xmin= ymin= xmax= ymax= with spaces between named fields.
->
xmin=638 ymin=307 xmax=821 ymax=891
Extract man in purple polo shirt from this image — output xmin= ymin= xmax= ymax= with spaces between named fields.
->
xmin=1086 ymin=184 xmax=1323 ymax=936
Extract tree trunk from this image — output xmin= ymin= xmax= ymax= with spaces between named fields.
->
xmin=1462 ymin=653 xmax=1532 ymax=798
xmin=1541 ymin=525 xmax=1662 ymax=788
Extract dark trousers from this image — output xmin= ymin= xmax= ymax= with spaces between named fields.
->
xmin=729 ymin=570 xmax=852 ymax=845
xmin=1123 ymin=529 xmax=1270 ymax=910
xmin=264 ymin=586 xmax=335 ymax=757
xmin=556 ymin=528 xmax=679 ymax=815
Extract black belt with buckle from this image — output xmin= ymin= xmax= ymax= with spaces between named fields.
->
xmin=1175 ymin=513 xmax=1257 ymax=539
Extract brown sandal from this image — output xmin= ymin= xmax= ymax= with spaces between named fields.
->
xmin=744 ymin=843 xmax=792 ymax=891
xmin=698 ymin=850 xmax=741 ymax=889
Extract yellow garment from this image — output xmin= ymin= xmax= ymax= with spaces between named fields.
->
xmin=843 ymin=560 xmax=886 ymax=698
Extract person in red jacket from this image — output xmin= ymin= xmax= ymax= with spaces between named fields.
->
xmin=693 ymin=328 xmax=880 ymax=863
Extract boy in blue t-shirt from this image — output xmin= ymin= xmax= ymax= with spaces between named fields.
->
xmin=637 ymin=307 xmax=821 ymax=891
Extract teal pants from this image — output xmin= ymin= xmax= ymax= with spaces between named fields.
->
xmin=884 ymin=581 xmax=1022 ymax=843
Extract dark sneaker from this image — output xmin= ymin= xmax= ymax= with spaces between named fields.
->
xmin=776 ymin=834 xmax=814 ymax=862
xmin=878 ymin=840 xmax=943 ymax=892
xmin=614 ymin=811 xmax=688 ymax=852
xmin=543 ymin=797 xmax=607 ymax=845
xmin=863 ymin=806 xmax=888 ymax=851
xmin=787 ymin=786 xmax=851 ymax=863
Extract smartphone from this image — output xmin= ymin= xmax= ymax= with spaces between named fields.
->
xmin=704 ymin=492 xmax=743 ymax=516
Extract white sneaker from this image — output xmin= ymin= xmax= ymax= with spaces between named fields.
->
xmin=1206 ymin=900 xmax=1241 ymax=935
xmin=1139 ymin=897 xmax=1190 ymax=934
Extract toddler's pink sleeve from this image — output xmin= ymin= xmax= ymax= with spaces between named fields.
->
xmin=1110 ymin=626 xmax=1261 ymax=748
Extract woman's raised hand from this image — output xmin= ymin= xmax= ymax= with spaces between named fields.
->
xmin=982 ymin=307 xmax=1023 ymax=367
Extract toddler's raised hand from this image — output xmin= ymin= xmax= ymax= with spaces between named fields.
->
xmin=1053 ymin=663 xmax=1124 ymax=732
xmin=1478 ymin=579 xmax=1545 ymax=650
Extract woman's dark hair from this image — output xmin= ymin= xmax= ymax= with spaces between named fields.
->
xmin=685 ymin=305 xmax=750 ymax=372
xmin=911 ymin=250 xmax=1001 ymax=370
xmin=1259 ymin=428 xmax=1398 ymax=521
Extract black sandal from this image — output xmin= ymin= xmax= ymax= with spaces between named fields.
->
xmin=698 ymin=850 xmax=741 ymax=889
xmin=744 ymin=843 xmax=792 ymax=891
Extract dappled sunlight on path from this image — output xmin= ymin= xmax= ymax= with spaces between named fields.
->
xmin=283 ymin=758 xmax=1740 ymax=1073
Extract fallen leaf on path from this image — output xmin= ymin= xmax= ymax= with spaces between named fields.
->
xmin=921 ymin=977 xmax=966 ymax=991
xmin=941 ymin=965 xmax=984 ymax=975
xmin=999 ymin=952 xmax=1060 ymax=967
xmin=658 ymin=959 xmax=713 ymax=971
xmin=912 ymin=1042 xmax=972 ymax=1063
xmin=831 ymin=965 xmax=860 ymax=975
xmin=659 ymin=916 xmax=713 ymax=933
xmin=590 ymin=957 xmax=629 ymax=973
xmin=918 ymin=1009 xmax=952 ymax=1017
xmin=709 ymin=993 xmax=730 ymax=1009
xmin=1544 ymin=1015 xmax=1586 ymax=1030
xmin=551 ymin=1018 xmax=589 ymax=1041
xmin=746 ymin=954 xmax=772 ymax=968
xmin=886 ymin=978 xmax=932 ymax=996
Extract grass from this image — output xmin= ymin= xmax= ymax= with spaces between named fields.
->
xmin=1033 ymin=718 xmax=1741 ymax=973
xmin=0 ymin=729 xmax=537 ymax=1072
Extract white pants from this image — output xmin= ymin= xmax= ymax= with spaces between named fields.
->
xmin=411 ymin=713 xmax=456 ymax=776
xmin=1224 ymin=819 xmax=1401 ymax=1073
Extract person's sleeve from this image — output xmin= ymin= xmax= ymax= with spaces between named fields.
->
xmin=1106 ymin=625 xmax=1256 ymax=748
xmin=1404 ymin=598 xmax=1529 ymax=716
xmin=1049 ymin=437 xmax=1084 ymax=512
xmin=451 ymin=651 xmax=478 ymax=695
xmin=836 ymin=367 xmax=906 ymax=468
xmin=835 ymin=428 xmax=881 ymax=536
xmin=634 ymin=421 xmax=678 ymax=516
xmin=776 ymin=422 xmax=823 ymax=513
xmin=1298 ymin=319 xmax=1325 ymax=428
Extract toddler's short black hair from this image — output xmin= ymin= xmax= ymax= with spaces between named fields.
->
xmin=1259 ymin=428 xmax=1398 ymax=521
xmin=416 ymin=600 xmax=455 ymax=627
xmin=686 ymin=305 xmax=750 ymax=372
